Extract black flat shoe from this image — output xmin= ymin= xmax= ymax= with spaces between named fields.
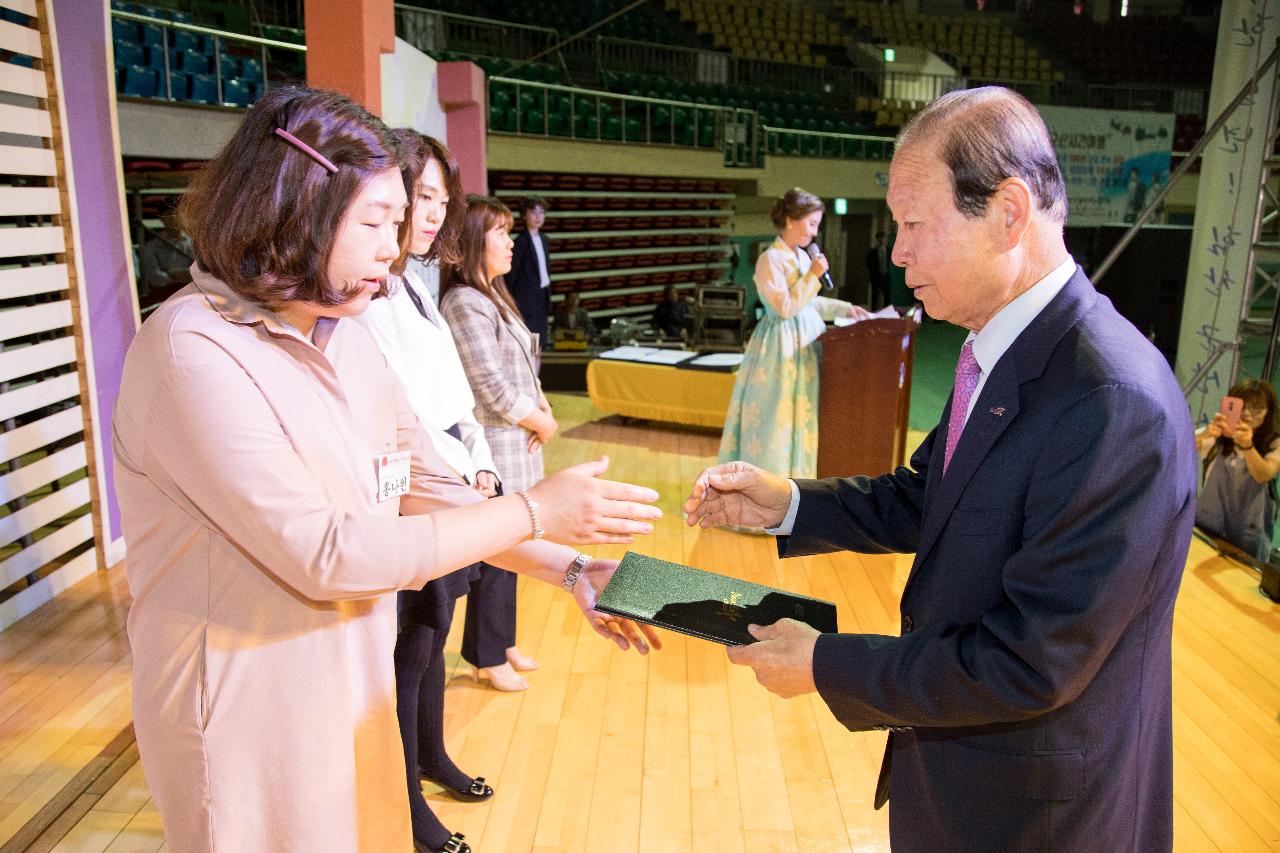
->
xmin=413 ymin=831 xmax=470 ymax=853
xmin=420 ymin=772 xmax=494 ymax=802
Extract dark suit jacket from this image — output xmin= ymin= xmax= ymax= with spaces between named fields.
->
xmin=508 ymin=230 xmax=551 ymax=343
xmin=865 ymin=245 xmax=889 ymax=286
xmin=780 ymin=269 xmax=1195 ymax=852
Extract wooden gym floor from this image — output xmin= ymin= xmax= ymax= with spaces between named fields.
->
xmin=0 ymin=393 xmax=1276 ymax=852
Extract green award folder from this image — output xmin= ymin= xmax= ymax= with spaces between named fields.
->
xmin=595 ymin=552 xmax=838 ymax=646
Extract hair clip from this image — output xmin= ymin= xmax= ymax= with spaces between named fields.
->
xmin=273 ymin=127 xmax=338 ymax=174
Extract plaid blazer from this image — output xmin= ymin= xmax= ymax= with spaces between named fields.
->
xmin=441 ymin=285 xmax=545 ymax=490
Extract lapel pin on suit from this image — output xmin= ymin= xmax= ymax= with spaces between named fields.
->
xmin=989 ymin=407 xmax=1005 ymax=417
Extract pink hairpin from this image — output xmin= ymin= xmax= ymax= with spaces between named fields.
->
xmin=274 ymin=127 xmax=339 ymax=174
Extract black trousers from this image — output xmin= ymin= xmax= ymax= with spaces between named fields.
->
xmin=460 ymin=563 xmax=517 ymax=668
xmin=393 ymin=620 xmax=451 ymax=833
xmin=870 ymin=273 xmax=891 ymax=309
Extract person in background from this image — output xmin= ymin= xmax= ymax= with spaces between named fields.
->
xmin=553 ymin=289 xmax=597 ymax=343
xmin=651 ymin=283 xmax=690 ymax=341
xmin=442 ymin=196 xmax=554 ymax=693
xmin=864 ymin=230 xmax=891 ymax=309
xmin=507 ymin=195 xmax=552 ymax=352
xmin=351 ymin=130 xmax=499 ymax=853
xmin=138 ymin=212 xmax=193 ymax=294
xmin=1124 ymin=167 xmax=1147 ymax=224
xmin=1195 ymin=378 xmax=1280 ymax=561
xmin=113 ymin=87 xmax=661 ymax=853
xmin=717 ymin=187 xmax=869 ymax=484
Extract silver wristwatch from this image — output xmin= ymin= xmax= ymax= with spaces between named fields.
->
xmin=562 ymin=552 xmax=590 ymax=591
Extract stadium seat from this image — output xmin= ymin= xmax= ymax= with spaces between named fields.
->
xmin=239 ymin=57 xmax=264 ymax=82
xmin=223 ymin=77 xmax=250 ymax=107
xmin=119 ymin=64 xmax=159 ymax=98
xmin=175 ymin=49 xmax=208 ymax=74
xmin=114 ymin=40 xmax=144 ymax=68
xmin=188 ymin=73 xmax=217 ymax=103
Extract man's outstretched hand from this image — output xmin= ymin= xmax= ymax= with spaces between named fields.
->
xmin=683 ymin=461 xmax=792 ymax=530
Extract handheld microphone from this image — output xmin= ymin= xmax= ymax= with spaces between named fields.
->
xmin=804 ymin=242 xmax=835 ymax=291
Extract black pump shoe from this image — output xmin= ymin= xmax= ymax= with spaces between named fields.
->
xmin=420 ymin=772 xmax=494 ymax=803
xmin=413 ymin=831 xmax=470 ymax=853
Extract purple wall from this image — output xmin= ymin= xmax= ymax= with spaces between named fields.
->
xmin=53 ymin=0 xmax=136 ymax=543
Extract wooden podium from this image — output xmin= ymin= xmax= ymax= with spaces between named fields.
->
xmin=816 ymin=311 xmax=920 ymax=478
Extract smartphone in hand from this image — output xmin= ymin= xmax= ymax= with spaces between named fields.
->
xmin=1220 ymin=395 xmax=1244 ymax=433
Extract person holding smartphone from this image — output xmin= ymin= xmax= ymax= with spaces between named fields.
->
xmin=1195 ymin=378 xmax=1280 ymax=560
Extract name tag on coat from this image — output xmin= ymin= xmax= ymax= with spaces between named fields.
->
xmin=376 ymin=450 xmax=411 ymax=502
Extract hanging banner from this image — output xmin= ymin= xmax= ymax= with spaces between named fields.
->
xmin=1038 ymin=105 xmax=1176 ymax=227
xmin=1174 ymin=0 xmax=1280 ymax=426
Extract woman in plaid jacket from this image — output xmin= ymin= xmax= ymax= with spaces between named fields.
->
xmin=441 ymin=196 xmax=557 ymax=691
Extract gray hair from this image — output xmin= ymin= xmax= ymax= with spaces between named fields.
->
xmin=897 ymin=87 xmax=1067 ymax=224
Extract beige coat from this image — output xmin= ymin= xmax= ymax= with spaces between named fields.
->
xmin=112 ymin=267 xmax=482 ymax=853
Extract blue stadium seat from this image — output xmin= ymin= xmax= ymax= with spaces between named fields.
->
xmin=239 ymin=57 xmax=263 ymax=82
xmin=222 ymin=77 xmax=250 ymax=107
xmin=219 ymin=54 xmax=239 ymax=79
xmin=119 ymin=65 xmax=159 ymax=98
xmin=175 ymin=49 xmax=208 ymax=74
xmin=144 ymin=45 xmax=167 ymax=68
xmin=141 ymin=23 xmax=164 ymax=47
xmin=140 ymin=5 xmax=170 ymax=19
xmin=111 ymin=18 xmax=138 ymax=43
xmin=188 ymin=73 xmax=217 ymax=103
xmin=114 ymin=40 xmax=144 ymax=68
xmin=171 ymin=29 xmax=199 ymax=54
xmin=163 ymin=71 xmax=189 ymax=99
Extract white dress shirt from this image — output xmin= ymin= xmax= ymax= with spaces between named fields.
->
xmin=530 ymin=231 xmax=551 ymax=288
xmin=353 ymin=265 xmax=498 ymax=481
xmin=768 ymin=256 xmax=1078 ymax=535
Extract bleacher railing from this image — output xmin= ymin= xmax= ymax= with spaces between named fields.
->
xmin=488 ymin=77 xmax=762 ymax=168
xmin=593 ymin=36 xmax=866 ymax=100
xmin=590 ymin=35 xmax=1208 ymax=120
xmin=393 ymin=5 xmax=569 ymax=79
xmin=763 ymin=125 xmax=896 ymax=161
xmin=110 ymin=9 xmax=304 ymax=106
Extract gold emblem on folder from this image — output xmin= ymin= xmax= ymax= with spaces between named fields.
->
xmin=718 ymin=591 xmax=743 ymax=621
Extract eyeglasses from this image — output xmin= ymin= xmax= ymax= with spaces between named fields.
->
xmin=1244 ymin=403 xmax=1269 ymax=415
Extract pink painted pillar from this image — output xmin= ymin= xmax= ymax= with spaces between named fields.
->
xmin=437 ymin=61 xmax=488 ymax=196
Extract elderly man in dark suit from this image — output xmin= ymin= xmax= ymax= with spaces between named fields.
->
xmin=684 ymin=86 xmax=1195 ymax=852
xmin=508 ymin=196 xmax=552 ymax=350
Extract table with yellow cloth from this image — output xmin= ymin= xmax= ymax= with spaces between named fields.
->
xmin=585 ymin=358 xmax=736 ymax=428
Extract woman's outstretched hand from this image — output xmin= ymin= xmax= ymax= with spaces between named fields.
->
xmin=529 ymin=455 xmax=662 ymax=545
xmin=570 ymin=557 xmax=663 ymax=654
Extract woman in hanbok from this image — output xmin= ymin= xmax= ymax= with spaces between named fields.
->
xmin=718 ymin=188 xmax=868 ymax=481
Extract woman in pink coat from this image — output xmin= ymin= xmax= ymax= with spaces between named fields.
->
xmin=111 ymin=87 xmax=661 ymax=853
